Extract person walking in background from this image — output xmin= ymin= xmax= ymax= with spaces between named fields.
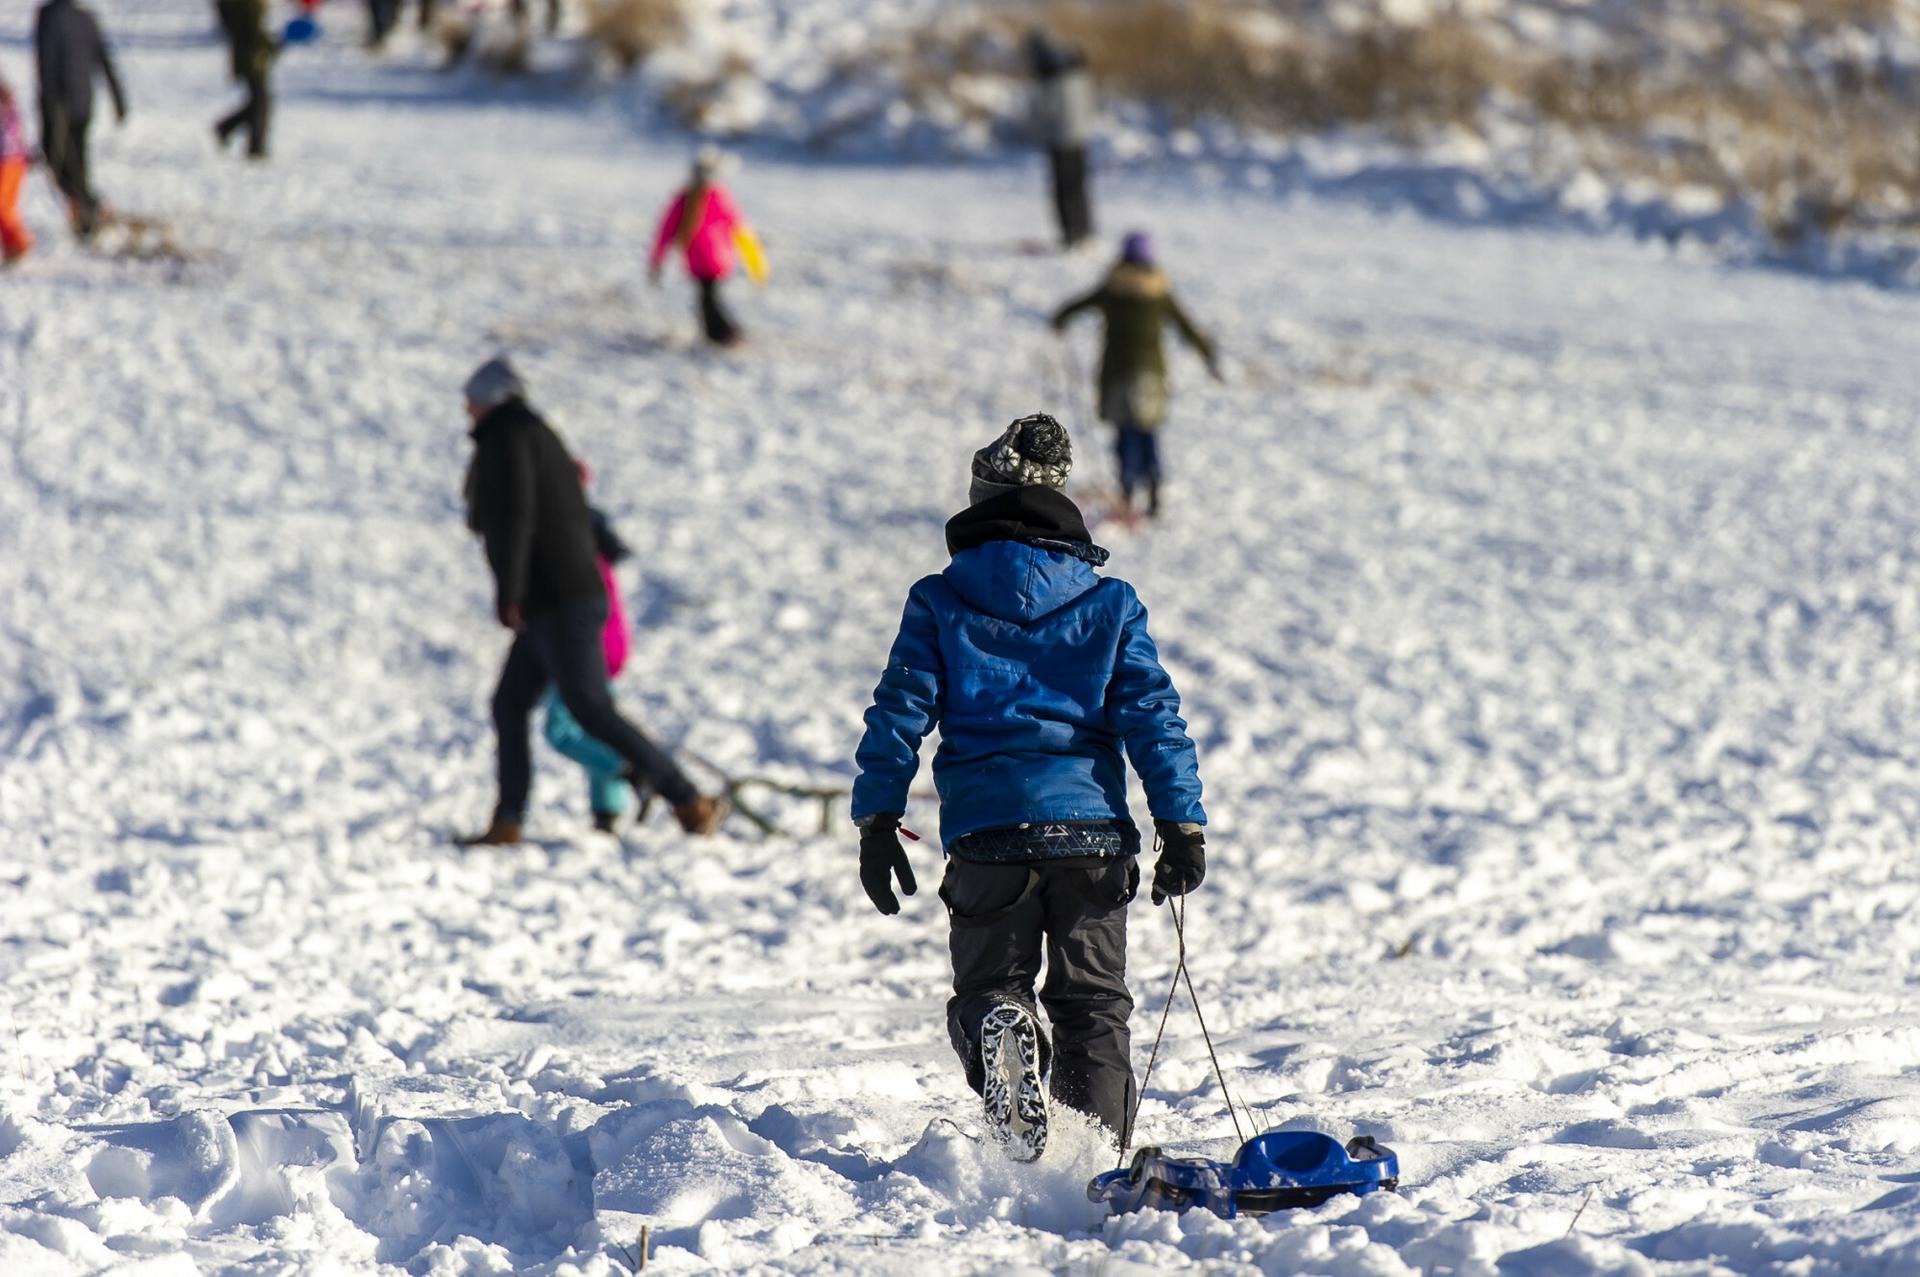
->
xmin=541 ymin=463 xmax=646 ymax=836
xmin=1052 ymin=232 xmax=1220 ymax=520
xmin=507 ymin=0 xmax=562 ymax=35
xmin=457 ymin=357 xmax=727 ymax=846
xmin=34 ymin=0 xmax=127 ymax=240
xmin=648 ymin=147 xmax=768 ymax=348
xmin=365 ymin=0 xmax=402 ymax=47
xmin=0 ymin=76 xmax=34 ymax=266
xmin=851 ymin=414 xmax=1209 ymax=1159
xmin=1027 ymin=29 xmax=1095 ymax=249
xmin=214 ymin=0 xmax=275 ymax=160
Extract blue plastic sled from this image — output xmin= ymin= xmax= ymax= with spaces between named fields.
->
xmin=1088 ymin=1131 xmax=1399 ymax=1220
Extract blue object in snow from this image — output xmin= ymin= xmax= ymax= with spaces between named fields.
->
xmin=282 ymin=16 xmax=321 ymax=45
xmin=1088 ymin=1131 xmax=1400 ymax=1219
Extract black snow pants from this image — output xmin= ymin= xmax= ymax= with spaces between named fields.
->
xmin=216 ymin=69 xmax=272 ymax=158
xmin=697 ymin=277 xmax=742 ymax=346
xmin=1048 ymin=144 xmax=1093 ymax=247
xmin=39 ymin=102 xmax=98 ymax=236
xmin=490 ymin=596 xmax=700 ymax=824
xmin=943 ymin=856 xmax=1138 ymax=1138
xmin=366 ymin=0 xmax=402 ymax=45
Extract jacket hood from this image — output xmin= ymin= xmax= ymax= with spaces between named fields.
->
xmin=469 ymin=396 xmax=536 ymax=439
xmin=943 ymin=487 xmax=1109 ymax=623
xmin=945 ymin=541 xmax=1102 ymax=623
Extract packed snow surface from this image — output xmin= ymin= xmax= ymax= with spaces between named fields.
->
xmin=4 ymin=5 xmax=1920 ymax=1274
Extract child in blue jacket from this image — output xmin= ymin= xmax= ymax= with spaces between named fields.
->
xmin=851 ymin=413 xmax=1208 ymax=1159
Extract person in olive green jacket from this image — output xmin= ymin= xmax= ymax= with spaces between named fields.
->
xmin=1051 ymin=231 xmax=1220 ymax=518
xmin=213 ymin=0 xmax=274 ymax=160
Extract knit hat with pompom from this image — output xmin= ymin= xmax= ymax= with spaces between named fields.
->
xmin=969 ymin=413 xmax=1074 ymax=506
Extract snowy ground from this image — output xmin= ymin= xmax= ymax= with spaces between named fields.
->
xmin=4 ymin=5 xmax=1920 ymax=1275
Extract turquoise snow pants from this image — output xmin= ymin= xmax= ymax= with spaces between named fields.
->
xmin=541 ymin=688 xmax=630 ymax=817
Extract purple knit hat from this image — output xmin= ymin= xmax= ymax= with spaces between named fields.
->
xmin=1120 ymin=231 xmax=1154 ymax=265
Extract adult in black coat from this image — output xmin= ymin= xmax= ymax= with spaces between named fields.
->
xmin=1027 ymin=30 xmax=1095 ymax=248
xmin=457 ymin=357 xmax=726 ymax=845
xmin=33 ymin=0 xmax=126 ymax=238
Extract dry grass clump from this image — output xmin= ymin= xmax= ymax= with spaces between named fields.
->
xmin=433 ymin=12 xmax=532 ymax=73
xmin=430 ymin=0 xmax=682 ymax=74
xmin=1032 ymin=0 xmax=1500 ymax=135
xmin=1519 ymin=47 xmax=1920 ymax=240
xmin=584 ymin=0 xmax=688 ymax=70
xmin=1718 ymin=0 xmax=1898 ymax=39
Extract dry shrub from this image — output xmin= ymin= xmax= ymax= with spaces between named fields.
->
xmin=1303 ymin=19 xmax=1500 ymax=134
xmin=1528 ymin=55 xmax=1920 ymax=240
xmin=432 ymin=11 xmax=532 ymax=73
xmin=1029 ymin=0 xmax=1272 ymax=120
xmin=432 ymin=13 xmax=475 ymax=63
xmin=998 ymin=1 xmax=1505 ymax=133
xmin=1719 ymin=0 xmax=1898 ymax=40
xmin=585 ymin=0 xmax=687 ymax=70
xmin=480 ymin=28 xmax=533 ymax=74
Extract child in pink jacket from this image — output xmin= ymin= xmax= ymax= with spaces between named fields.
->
xmin=540 ymin=466 xmax=641 ymax=834
xmin=0 ymin=75 xmax=33 ymax=265
xmin=648 ymin=147 xmax=767 ymax=347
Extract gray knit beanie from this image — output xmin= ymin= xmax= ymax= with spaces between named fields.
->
xmin=464 ymin=356 xmax=526 ymax=411
xmin=969 ymin=413 xmax=1074 ymax=506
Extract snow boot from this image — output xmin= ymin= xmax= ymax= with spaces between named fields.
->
xmin=455 ymin=819 xmax=522 ymax=847
xmin=980 ymin=1003 xmax=1048 ymax=1162
xmin=673 ymin=795 xmax=729 ymax=836
xmin=591 ymin=811 xmax=620 ymax=835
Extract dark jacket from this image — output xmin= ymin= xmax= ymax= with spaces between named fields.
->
xmin=464 ymin=399 xmax=604 ymax=619
xmin=1053 ymin=263 xmax=1215 ymax=429
xmin=852 ymin=486 xmax=1206 ymax=848
xmin=34 ymin=0 xmax=125 ymax=124
xmin=215 ymin=0 xmax=275 ymax=80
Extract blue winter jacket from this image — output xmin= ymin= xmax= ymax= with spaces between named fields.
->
xmin=852 ymin=536 xmax=1205 ymax=848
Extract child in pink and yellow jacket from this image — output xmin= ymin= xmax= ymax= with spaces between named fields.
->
xmin=648 ymin=146 xmax=767 ymax=347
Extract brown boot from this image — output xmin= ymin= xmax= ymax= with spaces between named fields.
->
xmin=455 ymin=819 xmax=522 ymax=847
xmin=673 ymin=795 xmax=728 ymax=836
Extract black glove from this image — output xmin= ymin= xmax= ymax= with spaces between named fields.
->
xmin=858 ymin=814 xmax=919 ymax=916
xmin=1150 ymin=820 xmax=1205 ymax=905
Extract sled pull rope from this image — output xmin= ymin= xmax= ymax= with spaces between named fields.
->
xmin=1117 ymin=889 xmax=1251 ymax=1165
xmin=1171 ymin=897 xmax=1253 ymax=1149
